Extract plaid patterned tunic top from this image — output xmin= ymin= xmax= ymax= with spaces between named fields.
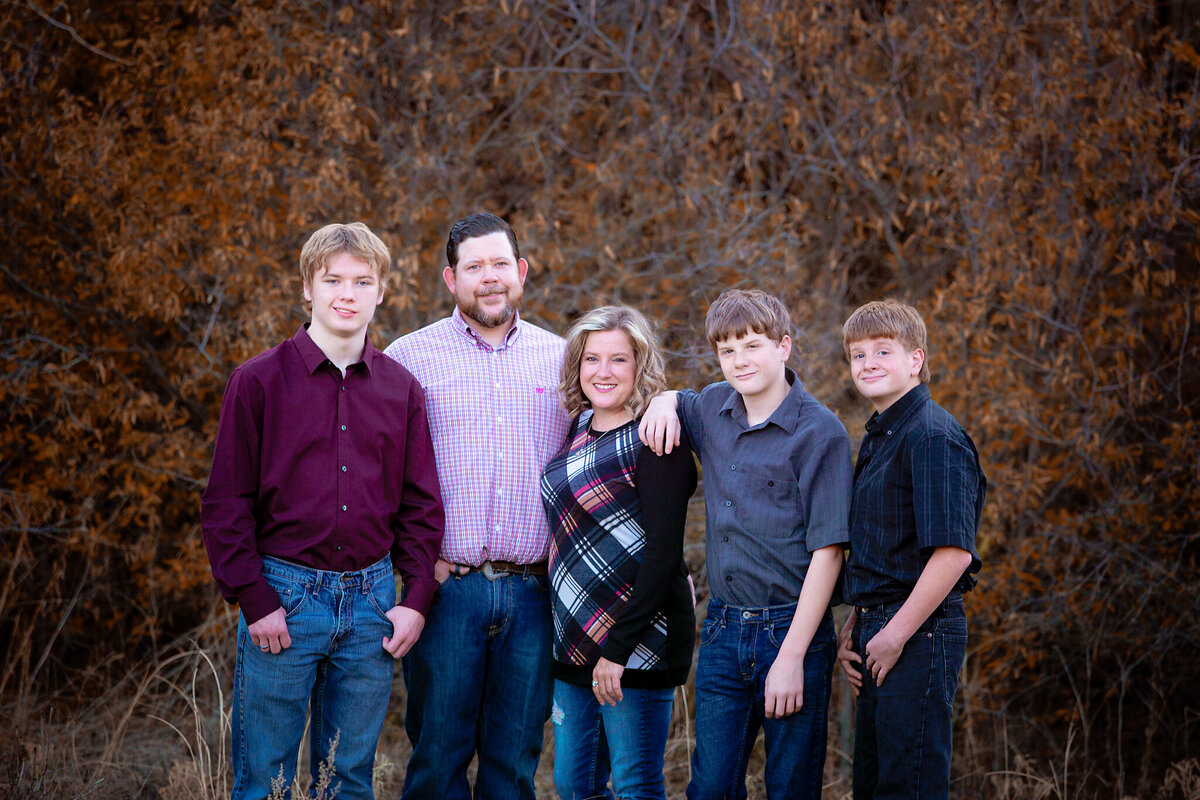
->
xmin=542 ymin=411 xmax=697 ymax=688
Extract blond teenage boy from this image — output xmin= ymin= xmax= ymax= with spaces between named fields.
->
xmin=640 ymin=289 xmax=851 ymax=799
xmin=202 ymin=223 xmax=443 ymax=799
xmin=836 ymin=299 xmax=985 ymax=800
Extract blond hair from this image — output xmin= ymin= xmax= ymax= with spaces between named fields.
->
xmin=842 ymin=299 xmax=931 ymax=382
xmin=559 ymin=306 xmax=667 ymax=419
xmin=299 ymin=222 xmax=391 ymax=287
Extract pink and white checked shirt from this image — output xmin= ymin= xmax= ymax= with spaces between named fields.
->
xmin=384 ymin=308 xmax=570 ymax=565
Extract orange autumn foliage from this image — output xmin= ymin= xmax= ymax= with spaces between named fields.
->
xmin=1 ymin=0 xmax=1197 ymax=794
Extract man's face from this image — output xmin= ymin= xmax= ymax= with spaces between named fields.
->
xmin=443 ymin=231 xmax=528 ymax=331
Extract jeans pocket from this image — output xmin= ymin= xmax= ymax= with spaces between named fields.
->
xmin=365 ymin=575 xmax=398 ymax=624
xmin=700 ymin=618 xmax=723 ymax=647
xmin=263 ymin=572 xmax=309 ymax=619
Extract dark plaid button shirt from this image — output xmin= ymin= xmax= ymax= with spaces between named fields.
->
xmin=841 ymin=383 xmax=986 ymax=607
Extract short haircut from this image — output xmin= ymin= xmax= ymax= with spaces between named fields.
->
xmin=559 ymin=306 xmax=668 ymax=420
xmin=445 ymin=213 xmax=520 ymax=270
xmin=704 ymin=289 xmax=792 ymax=349
xmin=842 ymin=299 xmax=931 ymax=382
xmin=299 ymin=222 xmax=391 ymax=287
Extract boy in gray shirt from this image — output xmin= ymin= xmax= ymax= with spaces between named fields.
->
xmin=640 ymin=289 xmax=851 ymax=799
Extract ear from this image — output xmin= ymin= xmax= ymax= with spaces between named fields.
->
xmin=779 ymin=334 xmax=792 ymax=361
xmin=909 ymin=348 xmax=925 ymax=376
xmin=442 ymin=265 xmax=456 ymax=294
xmin=303 ymin=280 xmax=313 ymax=304
xmin=517 ymin=257 xmax=529 ymax=285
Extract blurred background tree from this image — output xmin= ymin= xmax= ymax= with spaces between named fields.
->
xmin=2 ymin=0 xmax=1197 ymax=795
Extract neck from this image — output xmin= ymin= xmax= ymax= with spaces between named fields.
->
xmin=308 ymin=325 xmax=367 ymax=374
xmin=462 ymin=314 xmax=516 ymax=348
xmin=743 ymin=380 xmax=789 ymax=427
xmin=590 ymin=408 xmax=633 ymax=432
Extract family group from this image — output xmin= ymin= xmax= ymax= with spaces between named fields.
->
xmin=200 ymin=213 xmax=985 ymax=800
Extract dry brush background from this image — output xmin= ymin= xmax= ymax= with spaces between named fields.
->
xmin=2 ymin=1 xmax=1199 ymax=797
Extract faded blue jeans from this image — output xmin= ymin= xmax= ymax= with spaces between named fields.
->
xmin=231 ymin=555 xmax=397 ymax=800
xmin=851 ymin=594 xmax=967 ymax=800
xmin=401 ymin=568 xmax=553 ymax=800
xmin=687 ymin=598 xmax=836 ymax=800
xmin=551 ymin=679 xmax=675 ymax=800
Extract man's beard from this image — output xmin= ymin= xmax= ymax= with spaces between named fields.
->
xmin=461 ymin=286 xmax=523 ymax=329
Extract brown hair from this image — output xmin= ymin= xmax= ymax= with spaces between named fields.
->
xmin=299 ymin=222 xmax=391 ymax=288
xmin=559 ymin=306 xmax=667 ymax=419
xmin=842 ymin=299 xmax=931 ymax=382
xmin=704 ymin=289 xmax=792 ymax=349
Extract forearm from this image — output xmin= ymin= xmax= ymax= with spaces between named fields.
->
xmin=880 ymin=546 xmax=973 ymax=643
xmin=778 ymin=545 xmax=843 ymax=660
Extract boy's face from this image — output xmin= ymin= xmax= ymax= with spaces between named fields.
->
xmin=303 ymin=252 xmax=384 ymax=341
xmin=715 ymin=331 xmax=791 ymax=403
xmin=443 ymin=231 xmax=529 ymax=330
xmin=847 ymin=337 xmax=924 ymax=412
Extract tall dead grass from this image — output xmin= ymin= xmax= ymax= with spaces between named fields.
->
xmin=5 ymin=603 xmax=1199 ymax=800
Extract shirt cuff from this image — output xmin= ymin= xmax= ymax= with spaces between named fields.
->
xmin=399 ymin=575 xmax=439 ymax=617
xmin=239 ymin=581 xmax=283 ymax=627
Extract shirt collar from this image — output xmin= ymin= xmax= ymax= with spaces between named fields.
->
xmin=293 ymin=323 xmax=377 ymax=375
xmin=865 ymin=382 xmax=930 ymax=435
xmin=718 ymin=367 xmax=806 ymax=433
xmin=450 ymin=306 xmax=523 ymax=350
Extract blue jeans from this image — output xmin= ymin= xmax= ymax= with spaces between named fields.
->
xmin=401 ymin=569 xmax=553 ymax=800
xmin=231 ymin=555 xmax=396 ymax=800
xmin=686 ymin=598 xmax=835 ymax=800
xmin=851 ymin=595 xmax=967 ymax=800
xmin=551 ymin=679 xmax=675 ymax=800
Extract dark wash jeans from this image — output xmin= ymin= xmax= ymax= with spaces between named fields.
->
xmin=400 ymin=569 xmax=553 ymax=800
xmin=687 ymin=598 xmax=836 ymax=800
xmin=851 ymin=595 xmax=968 ymax=800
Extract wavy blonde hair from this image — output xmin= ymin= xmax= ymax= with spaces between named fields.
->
xmin=559 ymin=306 xmax=667 ymax=419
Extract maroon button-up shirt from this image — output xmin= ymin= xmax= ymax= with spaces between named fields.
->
xmin=201 ymin=325 xmax=444 ymax=624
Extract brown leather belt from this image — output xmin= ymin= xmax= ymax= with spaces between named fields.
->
xmin=447 ymin=560 xmax=548 ymax=581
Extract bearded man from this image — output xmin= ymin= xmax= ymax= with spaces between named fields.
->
xmin=384 ymin=213 xmax=570 ymax=800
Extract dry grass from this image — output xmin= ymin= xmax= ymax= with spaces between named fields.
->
xmin=4 ymin=605 xmax=1198 ymax=800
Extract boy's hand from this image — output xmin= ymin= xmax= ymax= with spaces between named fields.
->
xmin=637 ymin=392 xmax=681 ymax=455
xmin=383 ymin=605 xmax=426 ymax=658
xmin=249 ymin=606 xmax=291 ymax=654
xmin=836 ymin=611 xmax=863 ymax=696
xmin=764 ymin=653 xmax=805 ymax=718
xmin=434 ymin=558 xmax=453 ymax=583
xmin=592 ymin=657 xmax=625 ymax=706
xmin=864 ymin=624 xmax=906 ymax=686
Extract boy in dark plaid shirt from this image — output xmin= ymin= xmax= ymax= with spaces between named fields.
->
xmin=836 ymin=299 xmax=986 ymax=800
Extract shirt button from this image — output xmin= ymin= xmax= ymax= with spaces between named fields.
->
xmin=725 ymin=575 xmax=733 ymax=582
xmin=340 ymin=425 xmax=347 ymax=431
xmin=724 ymin=500 xmax=732 ymax=507
xmin=336 ymin=545 xmax=342 ymax=551
xmin=730 ymin=464 xmax=737 ymax=470
xmin=340 ymin=386 xmax=346 ymax=392
xmin=341 ymin=505 xmax=347 ymax=511
xmin=341 ymin=465 xmax=348 ymax=472
xmin=722 ymin=536 xmax=729 ymax=542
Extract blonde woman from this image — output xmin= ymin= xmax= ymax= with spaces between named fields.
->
xmin=541 ymin=306 xmax=697 ymax=800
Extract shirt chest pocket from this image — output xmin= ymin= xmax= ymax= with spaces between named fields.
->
xmin=736 ymin=465 xmax=804 ymax=538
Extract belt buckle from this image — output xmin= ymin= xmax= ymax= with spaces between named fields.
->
xmin=481 ymin=561 xmax=500 ymax=581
